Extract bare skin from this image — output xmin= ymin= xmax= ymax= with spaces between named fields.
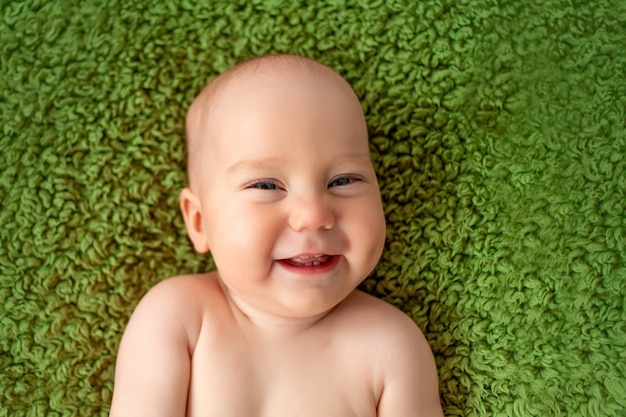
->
xmin=109 ymin=54 xmax=444 ymax=417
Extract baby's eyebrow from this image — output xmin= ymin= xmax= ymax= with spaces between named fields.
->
xmin=226 ymin=152 xmax=373 ymax=176
xmin=226 ymin=157 xmax=285 ymax=175
xmin=343 ymin=152 xmax=374 ymax=166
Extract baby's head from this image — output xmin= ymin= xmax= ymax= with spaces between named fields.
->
xmin=180 ymin=54 xmax=386 ymax=320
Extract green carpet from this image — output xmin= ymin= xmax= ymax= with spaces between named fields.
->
xmin=1 ymin=0 xmax=625 ymax=415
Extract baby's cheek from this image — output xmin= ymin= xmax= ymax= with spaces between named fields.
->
xmin=347 ymin=219 xmax=385 ymax=266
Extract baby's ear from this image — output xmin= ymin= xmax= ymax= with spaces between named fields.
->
xmin=180 ymin=188 xmax=210 ymax=253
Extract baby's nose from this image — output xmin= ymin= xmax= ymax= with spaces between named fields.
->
xmin=288 ymin=194 xmax=335 ymax=231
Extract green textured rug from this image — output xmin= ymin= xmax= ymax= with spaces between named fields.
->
xmin=1 ymin=0 xmax=625 ymax=416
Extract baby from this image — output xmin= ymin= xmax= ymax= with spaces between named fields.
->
xmin=109 ymin=54 xmax=443 ymax=417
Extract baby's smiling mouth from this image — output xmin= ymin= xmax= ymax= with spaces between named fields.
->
xmin=283 ymin=254 xmax=332 ymax=267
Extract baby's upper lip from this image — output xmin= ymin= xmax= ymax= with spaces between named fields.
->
xmin=277 ymin=253 xmax=333 ymax=263
xmin=276 ymin=253 xmax=339 ymax=262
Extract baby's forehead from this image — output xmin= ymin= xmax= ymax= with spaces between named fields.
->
xmin=189 ymin=58 xmax=351 ymax=136
xmin=185 ymin=55 xmax=363 ymax=186
xmin=211 ymin=57 xmax=341 ymax=104
xmin=187 ymin=58 xmax=313 ymax=131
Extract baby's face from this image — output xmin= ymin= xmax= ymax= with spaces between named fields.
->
xmin=183 ymin=66 xmax=386 ymax=320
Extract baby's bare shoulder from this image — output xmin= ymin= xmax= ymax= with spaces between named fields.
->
xmin=336 ymin=291 xmax=442 ymax=416
xmin=336 ymin=290 xmax=423 ymax=334
xmin=110 ymin=273 xmax=228 ymax=416
xmin=139 ymin=272 xmax=224 ymax=313
xmin=333 ymin=290 xmax=434 ymax=370
xmin=131 ymin=272 xmax=227 ymax=343
xmin=145 ymin=272 xmax=222 ymax=301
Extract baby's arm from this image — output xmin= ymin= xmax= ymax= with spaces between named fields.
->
xmin=109 ymin=277 xmax=199 ymax=417
xmin=375 ymin=311 xmax=444 ymax=417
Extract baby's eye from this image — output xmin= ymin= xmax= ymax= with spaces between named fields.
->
xmin=247 ymin=180 xmax=280 ymax=190
xmin=328 ymin=176 xmax=359 ymax=188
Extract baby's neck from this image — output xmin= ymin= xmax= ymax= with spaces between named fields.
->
xmin=219 ymin=283 xmax=332 ymax=336
xmin=239 ymin=307 xmax=329 ymax=336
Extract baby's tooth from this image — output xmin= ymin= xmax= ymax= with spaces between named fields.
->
xmin=288 ymin=255 xmax=330 ymax=266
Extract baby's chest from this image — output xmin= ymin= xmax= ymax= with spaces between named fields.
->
xmin=186 ymin=334 xmax=379 ymax=417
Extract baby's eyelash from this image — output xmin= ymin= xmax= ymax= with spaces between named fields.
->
xmin=246 ymin=179 xmax=281 ymax=190
xmin=328 ymin=175 xmax=364 ymax=188
xmin=244 ymin=175 xmax=365 ymax=191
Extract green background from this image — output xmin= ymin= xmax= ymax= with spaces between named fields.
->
xmin=1 ymin=0 xmax=625 ymax=416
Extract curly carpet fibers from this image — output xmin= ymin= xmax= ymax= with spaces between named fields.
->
xmin=1 ymin=0 xmax=625 ymax=416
